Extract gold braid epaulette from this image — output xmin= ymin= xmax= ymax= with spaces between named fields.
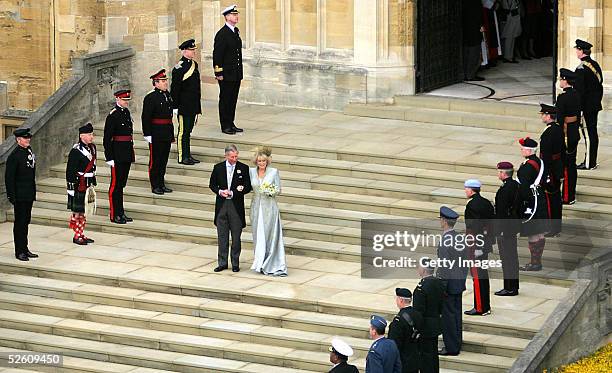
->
xmin=582 ymin=61 xmax=602 ymax=83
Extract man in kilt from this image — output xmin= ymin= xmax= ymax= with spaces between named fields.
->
xmin=66 ymin=123 xmax=97 ymax=245
xmin=516 ymin=137 xmax=548 ymax=271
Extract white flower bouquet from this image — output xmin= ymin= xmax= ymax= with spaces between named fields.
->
xmin=259 ymin=182 xmax=279 ymax=197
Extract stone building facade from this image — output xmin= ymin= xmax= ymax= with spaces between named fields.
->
xmin=0 ymin=0 xmax=611 ymax=112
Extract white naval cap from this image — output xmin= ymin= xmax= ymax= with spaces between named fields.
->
xmin=329 ymin=338 xmax=354 ymax=358
xmin=222 ymin=4 xmax=239 ymax=16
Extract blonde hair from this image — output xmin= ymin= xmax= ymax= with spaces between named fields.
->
xmin=253 ymin=146 xmax=272 ymax=166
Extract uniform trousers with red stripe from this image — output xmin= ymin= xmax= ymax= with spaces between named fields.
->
xmin=108 ymin=162 xmax=131 ymax=220
xmin=544 ymin=186 xmax=562 ymax=235
xmin=563 ymin=142 xmax=579 ymax=204
xmin=149 ymin=141 xmax=171 ymax=190
xmin=470 ymin=251 xmax=491 ymax=313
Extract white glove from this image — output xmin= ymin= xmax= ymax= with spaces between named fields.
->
xmin=144 ymin=136 xmax=152 ymax=144
xmin=106 ymin=160 xmax=115 ymax=167
xmin=474 ymin=249 xmax=484 ymax=258
xmin=173 ymin=109 xmax=178 ymax=116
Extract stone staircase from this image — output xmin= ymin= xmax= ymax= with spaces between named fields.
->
xmin=2 ymin=100 xmax=606 ymax=372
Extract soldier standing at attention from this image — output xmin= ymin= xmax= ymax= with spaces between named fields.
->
xmin=574 ymin=39 xmax=603 ymax=170
xmin=328 ymin=338 xmax=359 ymax=373
xmin=388 ymin=288 xmax=424 ymax=373
xmin=538 ymin=104 xmax=565 ymax=237
xmin=213 ymin=4 xmax=244 ymax=135
xmin=142 ymin=69 xmax=175 ymax=195
xmin=412 ymin=259 xmax=444 ymax=373
xmin=494 ymin=162 xmax=521 ymax=296
xmin=5 ymin=128 xmax=38 ymax=261
xmin=171 ymin=38 xmax=201 ymax=165
xmin=66 ymin=123 xmax=97 ymax=245
xmin=103 ymin=89 xmax=134 ymax=224
xmin=556 ymin=68 xmax=581 ymax=204
xmin=365 ymin=315 xmax=402 ymax=373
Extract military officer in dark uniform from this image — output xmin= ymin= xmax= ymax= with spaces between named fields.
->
xmin=517 ymin=137 xmax=548 ymax=271
xmin=388 ymin=288 xmax=423 ymax=373
xmin=365 ymin=315 xmax=402 ymax=373
xmin=436 ymin=206 xmax=467 ymax=356
xmin=171 ymin=38 xmax=201 ymax=165
xmin=142 ymin=69 xmax=175 ymax=195
xmin=328 ymin=338 xmax=359 ymax=373
xmin=463 ymin=179 xmax=494 ymax=317
xmin=412 ymin=259 xmax=444 ymax=373
xmin=213 ymin=4 xmax=244 ymax=135
xmin=574 ymin=39 xmax=603 ymax=170
xmin=5 ymin=128 xmax=38 ymax=261
xmin=66 ymin=123 xmax=97 ymax=245
xmin=539 ymin=104 xmax=565 ymax=237
xmin=494 ymin=161 xmax=521 ymax=296
xmin=556 ymin=68 xmax=582 ymax=204
xmin=103 ymin=89 xmax=134 ymax=224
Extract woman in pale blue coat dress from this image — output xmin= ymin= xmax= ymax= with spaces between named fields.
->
xmin=249 ymin=147 xmax=287 ymax=276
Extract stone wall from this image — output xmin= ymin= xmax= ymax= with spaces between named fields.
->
xmin=0 ymin=47 xmax=135 ymax=213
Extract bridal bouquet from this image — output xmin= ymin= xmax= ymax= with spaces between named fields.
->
xmin=260 ymin=182 xmax=279 ymax=197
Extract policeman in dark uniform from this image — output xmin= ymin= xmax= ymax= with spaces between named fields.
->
xmin=412 ymin=259 xmax=444 ymax=373
xmin=539 ymin=104 xmax=565 ymax=237
xmin=436 ymin=206 xmax=467 ymax=356
xmin=328 ymin=338 xmax=359 ymax=373
xmin=5 ymin=128 xmax=38 ymax=261
xmin=463 ymin=179 xmax=494 ymax=316
xmin=213 ymin=4 xmax=244 ymax=135
xmin=574 ymin=39 xmax=603 ymax=170
xmin=388 ymin=288 xmax=424 ymax=373
xmin=142 ymin=69 xmax=175 ymax=195
xmin=103 ymin=89 xmax=134 ymax=224
xmin=556 ymin=68 xmax=582 ymax=204
xmin=517 ymin=137 xmax=548 ymax=271
xmin=365 ymin=315 xmax=402 ymax=373
xmin=66 ymin=123 xmax=97 ymax=245
xmin=171 ymin=38 xmax=201 ymax=165
xmin=494 ymin=162 xmax=521 ymax=296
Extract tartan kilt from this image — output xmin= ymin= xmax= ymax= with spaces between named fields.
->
xmin=67 ymin=191 xmax=86 ymax=213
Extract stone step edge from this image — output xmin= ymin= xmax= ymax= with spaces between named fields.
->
xmin=0 ymin=327 xmax=323 ymax=373
xmin=0 ymin=274 xmax=534 ymax=352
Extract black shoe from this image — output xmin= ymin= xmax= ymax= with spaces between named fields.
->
xmin=16 ymin=253 xmax=29 ymax=261
xmin=232 ymin=126 xmax=244 ymax=133
xmin=178 ymin=159 xmax=196 ymax=165
xmin=214 ymin=265 xmax=228 ymax=272
xmin=576 ymin=162 xmax=587 ymax=170
xmin=162 ymin=186 xmax=173 ymax=193
xmin=112 ymin=216 xmax=127 ymax=224
xmin=84 ymin=237 xmax=95 ymax=244
xmin=464 ymin=308 xmax=491 ymax=316
xmin=188 ymin=157 xmax=200 ymax=164
xmin=73 ymin=237 xmax=88 ymax=246
xmin=26 ymin=251 xmax=39 ymax=258
xmin=520 ymin=263 xmax=542 ymax=271
xmin=152 ymin=188 xmax=165 ymax=195
xmin=438 ymin=348 xmax=459 ymax=356
xmin=494 ymin=289 xmax=518 ymax=296
xmin=465 ymin=76 xmax=485 ymax=82
xmin=122 ymin=214 xmax=133 ymax=223
xmin=569 ymin=200 xmax=576 ymax=205
xmin=222 ymin=129 xmax=236 ymax=135
xmin=232 ymin=266 xmax=240 ymax=272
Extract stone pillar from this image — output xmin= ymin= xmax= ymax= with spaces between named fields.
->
xmin=353 ymin=0 xmax=378 ymax=66
xmin=0 ymin=82 xmax=7 ymax=113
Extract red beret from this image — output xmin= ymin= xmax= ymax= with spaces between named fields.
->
xmin=497 ymin=161 xmax=514 ymax=170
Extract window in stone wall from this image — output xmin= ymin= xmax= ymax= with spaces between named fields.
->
xmin=290 ymin=0 xmax=317 ymax=47
xmin=255 ymin=0 xmax=282 ymax=44
xmin=325 ymin=0 xmax=353 ymax=50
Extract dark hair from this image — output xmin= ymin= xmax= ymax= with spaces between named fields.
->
xmin=470 ymin=187 xmax=481 ymax=194
xmin=373 ymin=325 xmax=386 ymax=335
xmin=334 ymin=352 xmax=348 ymax=362
xmin=584 ymin=49 xmax=592 ymax=55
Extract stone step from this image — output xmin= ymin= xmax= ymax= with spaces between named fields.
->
xmin=344 ymin=103 xmax=542 ymax=132
xmin=48 ymin=164 xmax=612 ymax=222
xmin=36 ymin=177 xmax=612 ymax=240
xmin=0 ymin=274 xmax=533 ymax=356
xmin=0 ymin=327 xmax=322 ymax=373
xmin=0 ymin=346 xmax=178 ymax=373
xmin=0 ymin=256 xmax=550 ymax=339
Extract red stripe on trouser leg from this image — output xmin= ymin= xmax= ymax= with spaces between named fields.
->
xmin=471 ymin=266 xmax=483 ymax=313
xmin=563 ymin=167 xmax=569 ymax=203
xmin=148 ymin=143 xmax=153 ymax=177
xmin=545 ymin=193 xmax=552 ymax=219
xmin=108 ymin=166 xmax=117 ymax=219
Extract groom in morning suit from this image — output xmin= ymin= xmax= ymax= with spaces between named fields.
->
xmin=209 ymin=144 xmax=251 ymax=272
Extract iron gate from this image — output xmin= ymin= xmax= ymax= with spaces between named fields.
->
xmin=416 ymin=0 xmax=463 ymax=92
